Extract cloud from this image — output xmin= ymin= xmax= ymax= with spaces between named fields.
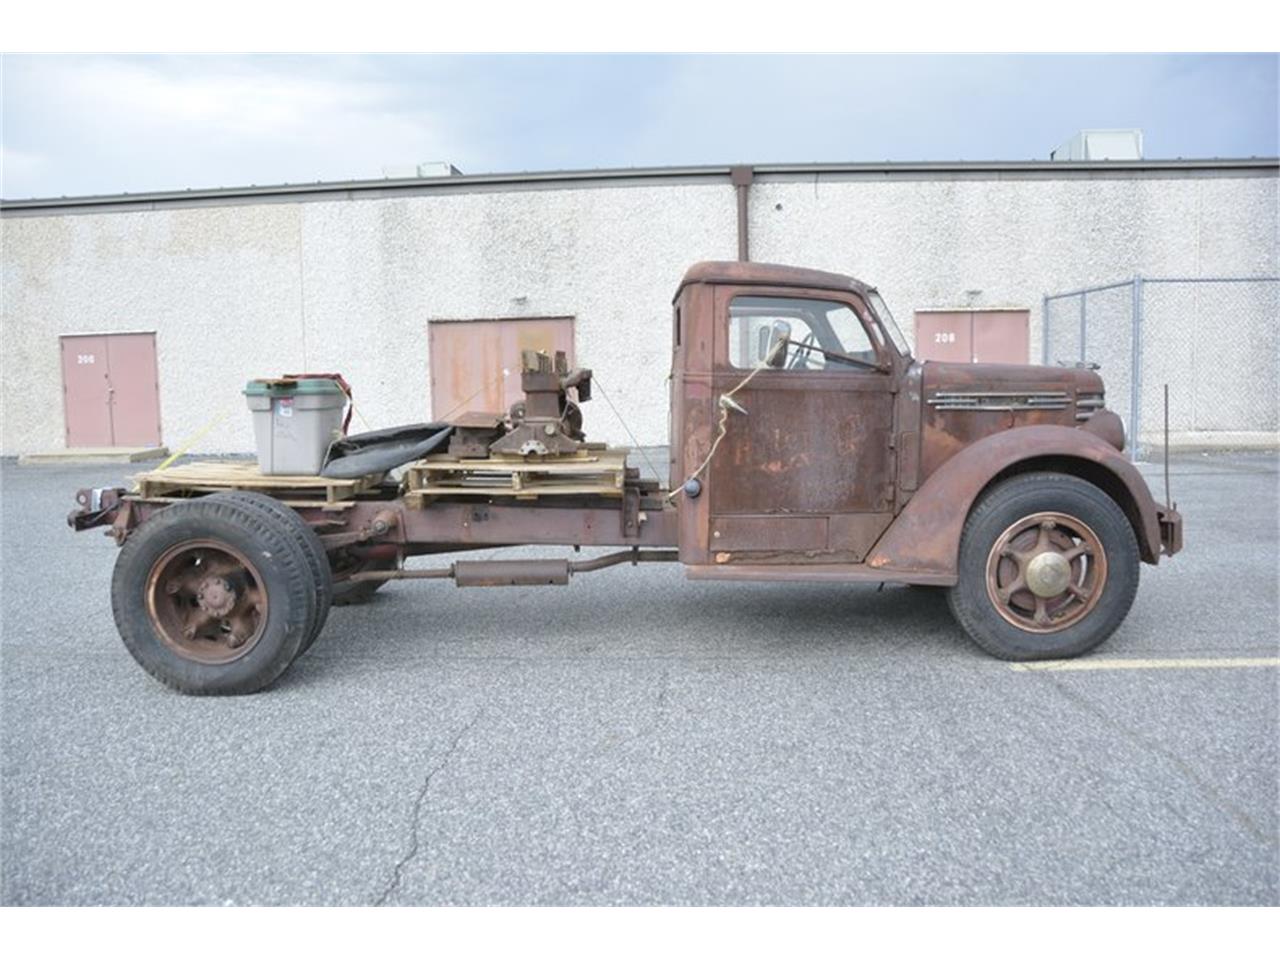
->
xmin=0 ymin=145 xmax=45 ymax=188
xmin=2 ymin=54 xmax=1276 ymax=199
xmin=1 ymin=55 xmax=460 ymax=196
xmin=623 ymin=54 xmax=1279 ymax=165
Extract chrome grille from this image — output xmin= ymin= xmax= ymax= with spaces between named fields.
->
xmin=927 ymin=391 xmax=1070 ymax=412
xmin=1076 ymin=392 xmax=1105 ymax=422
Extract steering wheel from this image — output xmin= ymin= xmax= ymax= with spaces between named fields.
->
xmin=787 ymin=332 xmax=818 ymax=370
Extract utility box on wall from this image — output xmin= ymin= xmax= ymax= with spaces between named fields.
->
xmin=914 ymin=310 xmax=1030 ymax=364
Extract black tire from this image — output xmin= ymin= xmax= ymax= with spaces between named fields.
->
xmin=947 ymin=472 xmax=1140 ymax=661
xmin=110 ymin=497 xmax=317 ymax=695
xmin=331 ymin=555 xmax=397 ymax=606
xmin=206 ymin=491 xmax=332 ymax=653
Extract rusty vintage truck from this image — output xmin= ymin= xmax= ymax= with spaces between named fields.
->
xmin=70 ymin=261 xmax=1183 ymax=694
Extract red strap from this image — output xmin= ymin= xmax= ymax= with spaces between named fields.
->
xmin=281 ymin=372 xmax=353 ymax=435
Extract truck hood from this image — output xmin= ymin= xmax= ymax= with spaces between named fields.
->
xmin=921 ymin=361 xmax=1104 ymax=399
xmin=917 ymin=361 xmax=1116 ymax=478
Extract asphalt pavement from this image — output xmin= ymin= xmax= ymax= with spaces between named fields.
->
xmin=1 ymin=452 xmax=1276 ymax=905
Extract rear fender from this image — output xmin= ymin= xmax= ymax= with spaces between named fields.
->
xmin=868 ymin=425 xmax=1164 ymax=576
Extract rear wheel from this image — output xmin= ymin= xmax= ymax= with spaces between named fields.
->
xmin=111 ymin=497 xmax=317 ymax=694
xmin=206 ymin=491 xmax=332 ymax=653
xmin=947 ymin=472 xmax=1139 ymax=661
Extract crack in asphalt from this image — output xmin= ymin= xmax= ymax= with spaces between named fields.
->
xmin=373 ymin=711 xmax=484 ymax=906
xmin=945 ymin=655 xmax=1233 ymax=861
xmin=655 ymin=666 xmax=670 ymax=712
xmin=1033 ymin=673 xmax=1274 ymax=848
xmin=581 ymin=666 xmax=672 ymax=761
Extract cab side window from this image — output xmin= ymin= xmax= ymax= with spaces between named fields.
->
xmin=727 ymin=296 xmax=877 ymax=371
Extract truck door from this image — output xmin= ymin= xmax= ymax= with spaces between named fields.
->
xmin=701 ymin=287 xmax=896 ymax=565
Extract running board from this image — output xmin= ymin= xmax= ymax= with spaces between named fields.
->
xmin=683 ymin=563 xmax=956 ymax=587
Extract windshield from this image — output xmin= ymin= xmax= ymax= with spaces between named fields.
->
xmin=867 ymin=290 xmax=911 ymax=359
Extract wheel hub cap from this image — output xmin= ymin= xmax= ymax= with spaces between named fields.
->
xmin=196 ymin=576 xmax=237 ymax=617
xmin=984 ymin=511 xmax=1108 ymax=634
xmin=1026 ymin=551 xmax=1072 ymax=598
xmin=146 ymin=540 xmax=268 ymax=664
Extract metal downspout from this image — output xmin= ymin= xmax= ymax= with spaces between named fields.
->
xmin=730 ymin=165 xmax=754 ymax=261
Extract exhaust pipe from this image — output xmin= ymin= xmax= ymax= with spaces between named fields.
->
xmin=454 ymin=559 xmax=570 ymax=587
xmin=346 ymin=549 xmax=679 ymax=586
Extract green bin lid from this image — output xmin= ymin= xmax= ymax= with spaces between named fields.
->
xmin=244 ymin=377 xmax=347 ymax=397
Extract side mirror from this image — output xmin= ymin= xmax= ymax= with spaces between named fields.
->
xmin=762 ymin=320 xmax=791 ymax=367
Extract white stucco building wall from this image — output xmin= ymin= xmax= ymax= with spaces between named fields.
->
xmin=2 ymin=160 xmax=1276 ymax=456
xmin=749 ymin=171 xmax=1279 ymax=446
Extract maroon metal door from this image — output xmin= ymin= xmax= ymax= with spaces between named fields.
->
xmin=914 ymin=311 xmax=973 ymax=363
xmin=60 ymin=332 xmax=161 ymax=447
xmin=429 ymin=317 xmax=574 ymax=419
xmin=972 ymin=310 xmax=1030 ymax=364
xmin=915 ymin=310 xmax=1030 ymax=364
xmin=60 ymin=335 xmax=113 ymax=447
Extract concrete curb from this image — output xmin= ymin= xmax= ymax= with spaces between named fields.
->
xmin=17 ymin=446 xmax=169 ymax=465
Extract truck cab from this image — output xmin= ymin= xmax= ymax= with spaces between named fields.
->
xmin=671 ymin=262 xmax=908 ymax=571
xmin=670 ymin=261 xmax=1180 ymax=658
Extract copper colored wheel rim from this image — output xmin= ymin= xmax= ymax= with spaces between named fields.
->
xmin=985 ymin=511 xmax=1107 ymax=634
xmin=144 ymin=539 xmax=269 ymax=664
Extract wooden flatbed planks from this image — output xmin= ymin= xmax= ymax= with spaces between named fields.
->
xmin=132 ymin=460 xmax=380 ymax=504
xmin=404 ymin=448 xmax=629 ymax=503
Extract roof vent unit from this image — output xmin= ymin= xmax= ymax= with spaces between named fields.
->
xmin=380 ymin=161 xmax=464 ymax=179
xmin=1050 ymin=129 xmax=1143 ymax=161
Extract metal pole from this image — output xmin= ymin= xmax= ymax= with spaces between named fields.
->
xmin=1164 ymin=382 xmax=1171 ymax=507
xmin=1130 ymin=276 xmax=1144 ymax=460
xmin=1041 ymin=295 xmax=1050 ymax=364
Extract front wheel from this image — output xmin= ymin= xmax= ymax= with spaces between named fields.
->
xmin=947 ymin=472 xmax=1140 ymax=661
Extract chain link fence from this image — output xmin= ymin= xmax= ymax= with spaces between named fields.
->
xmin=1043 ymin=277 xmax=1279 ymax=459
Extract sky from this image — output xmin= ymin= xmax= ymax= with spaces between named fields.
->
xmin=1 ymin=53 xmax=1277 ymax=199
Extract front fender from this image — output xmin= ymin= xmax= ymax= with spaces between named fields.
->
xmin=867 ymin=425 xmax=1164 ymax=576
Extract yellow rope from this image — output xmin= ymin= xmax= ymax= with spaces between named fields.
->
xmin=589 ymin=375 xmax=663 ymax=484
xmin=349 ymin=400 xmax=376 ymax=432
xmin=154 ymin=405 xmax=236 ymax=471
xmin=666 ymin=338 xmax=785 ymax=501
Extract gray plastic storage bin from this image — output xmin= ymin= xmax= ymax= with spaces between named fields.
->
xmin=244 ymin=378 xmax=347 ymax=475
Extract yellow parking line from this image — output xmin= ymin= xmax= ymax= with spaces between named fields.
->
xmin=1009 ymin=657 xmax=1280 ymax=672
